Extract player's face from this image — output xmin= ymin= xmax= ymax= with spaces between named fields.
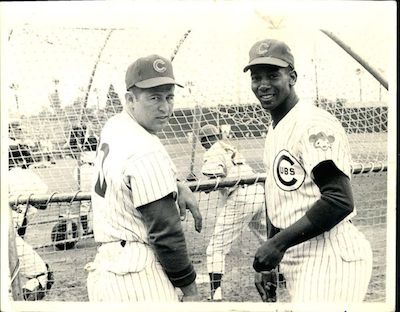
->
xmin=130 ymin=84 xmax=175 ymax=134
xmin=250 ymin=65 xmax=296 ymax=111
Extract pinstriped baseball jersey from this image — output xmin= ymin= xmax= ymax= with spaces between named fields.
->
xmin=87 ymin=110 xmax=179 ymax=302
xmin=263 ymin=101 xmax=372 ymax=302
xmin=91 ymin=110 xmax=177 ymax=244
xmin=263 ymin=101 xmax=355 ymax=230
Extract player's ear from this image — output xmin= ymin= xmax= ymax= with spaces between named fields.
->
xmin=288 ymin=69 xmax=297 ymax=86
xmin=125 ymin=91 xmax=136 ymax=104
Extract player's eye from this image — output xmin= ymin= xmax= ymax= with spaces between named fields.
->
xmin=166 ymin=95 xmax=175 ymax=103
xmin=149 ymin=95 xmax=161 ymax=101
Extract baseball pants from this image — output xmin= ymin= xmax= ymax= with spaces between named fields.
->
xmin=86 ymin=241 xmax=178 ymax=302
xmin=280 ymin=221 xmax=373 ymax=302
xmin=206 ymin=183 xmax=266 ymax=274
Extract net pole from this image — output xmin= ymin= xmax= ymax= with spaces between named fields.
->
xmin=187 ymin=104 xmax=202 ymax=181
xmin=320 ymin=29 xmax=388 ymax=90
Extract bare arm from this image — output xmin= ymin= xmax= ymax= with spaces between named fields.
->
xmin=176 ymin=181 xmax=202 ymax=233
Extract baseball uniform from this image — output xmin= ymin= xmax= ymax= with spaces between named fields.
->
xmin=203 ymin=140 xmax=267 ymax=275
xmin=263 ymin=100 xmax=372 ymax=302
xmin=86 ymin=110 xmax=179 ymax=302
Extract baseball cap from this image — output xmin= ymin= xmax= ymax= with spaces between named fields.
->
xmin=199 ymin=124 xmax=220 ymax=139
xmin=243 ymin=39 xmax=294 ymax=72
xmin=125 ymin=54 xmax=183 ymax=90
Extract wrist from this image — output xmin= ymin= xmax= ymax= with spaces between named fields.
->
xmin=180 ymin=281 xmax=198 ymax=296
xmin=270 ymin=231 xmax=290 ymax=252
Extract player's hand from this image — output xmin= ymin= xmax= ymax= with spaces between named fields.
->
xmin=253 ymin=237 xmax=286 ymax=272
xmin=254 ymin=271 xmax=277 ymax=302
xmin=179 ymin=281 xmax=200 ymax=301
xmin=181 ymin=293 xmax=201 ymax=302
xmin=177 ymin=182 xmax=202 ymax=232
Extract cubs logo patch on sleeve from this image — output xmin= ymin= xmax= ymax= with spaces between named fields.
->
xmin=273 ymin=150 xmax=306 ymax=191
xmin=309 ymin=131 xmax=335 ymax=151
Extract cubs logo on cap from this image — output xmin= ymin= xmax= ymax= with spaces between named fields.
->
xmin=243 ymin=39 xmax=294 ymax=72
xmin=125 ymin=54 xmax=183 ymax=90
xmin=153 ymin=59 xmax=167 ymax=73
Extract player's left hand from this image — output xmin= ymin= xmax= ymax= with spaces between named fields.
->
xmin=176 ymin=182 xmax=202 ymax=233
xmin=253 ymin=238 xmax=286 ymax=272
xmin=254 ymin=271 xmax=277 ymax=302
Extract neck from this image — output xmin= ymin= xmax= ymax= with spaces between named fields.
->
xmin=271 ymin=92 xmax=299 ymax=128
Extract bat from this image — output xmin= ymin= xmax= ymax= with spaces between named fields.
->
xmin=171 ymin=29 xmax=191 ymax=62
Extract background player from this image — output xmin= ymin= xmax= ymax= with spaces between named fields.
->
xmin=199 ymin=124 xmax=267 ymax=301
xmin=244 ymin=39 xmax=373 ymax=302
xmin=86 ymin=54 xmax=202 ymax=302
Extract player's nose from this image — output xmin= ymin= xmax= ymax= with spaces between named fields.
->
xmin=158 ymin=99 xmax=170 ymax=113
xmin=258 ymin=79 xmax=271 ymax=91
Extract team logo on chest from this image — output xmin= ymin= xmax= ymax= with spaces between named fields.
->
xmin=273 ymin=150 xmax=305 ymax=191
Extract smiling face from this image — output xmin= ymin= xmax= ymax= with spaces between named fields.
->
xmin=250 ymin=65 xmax=297 ymax=112
xmin=126 ymin=84 xmax=175 ymax=134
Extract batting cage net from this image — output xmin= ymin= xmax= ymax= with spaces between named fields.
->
xmin=6 ymin=14 xmax=390 ymax=303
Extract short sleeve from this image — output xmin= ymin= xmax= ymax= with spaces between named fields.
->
xmin=201 ymin=147 xmax=226 ymax=177
xmin=299 ymin=117 xmax=352 ymax=178
xmin=124 ymin=151 xmax=177 ymax=208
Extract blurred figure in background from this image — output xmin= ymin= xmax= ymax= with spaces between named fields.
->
xmin=199 ymin=124 xmax=267 ymax=301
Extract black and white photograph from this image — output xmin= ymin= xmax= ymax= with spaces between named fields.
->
xmin=1 ymin=1 xmax=397 ymax=312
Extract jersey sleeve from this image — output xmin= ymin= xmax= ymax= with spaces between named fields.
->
xmin=299 ymin=117 xmax=352 ymax=179
xmin=201 ymin=147 xmax=227 ymax=178
xmin=124 ymin=151 xmax=177 ymax=208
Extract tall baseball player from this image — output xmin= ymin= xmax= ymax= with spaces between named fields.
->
xmin=86 ymin=54 xmax=203 ymax=302
xmin=244 ymin=39 xmax=372 ymax=302
xmin=199 ymin=124 xmax=267 ymax=301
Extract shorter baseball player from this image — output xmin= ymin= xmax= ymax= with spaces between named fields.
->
xmin=87 ymin=54 xmax=202 ymax=302
xmin=199 ymin=124 xmax=267 ymax=301
xmin=244 ymin=38 xmax=373 ymax=302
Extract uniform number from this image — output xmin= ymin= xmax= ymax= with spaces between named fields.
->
xmin=94 ymin=143 xmax=110 ymax=198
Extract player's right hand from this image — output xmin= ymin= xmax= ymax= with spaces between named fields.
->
xmin=177 ymin=182 xmax=202 ymax=233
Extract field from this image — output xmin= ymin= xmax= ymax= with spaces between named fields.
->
xmin=13 ymin=135 xmax=388 ymax=302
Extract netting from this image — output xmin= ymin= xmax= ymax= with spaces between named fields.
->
xmin=8 ymin=171 xmax=387 ymax=302
xmin=6 ymin=21 xmax=389 ymax=184
xmin=5 ymin=10 xmax=390 ymax=304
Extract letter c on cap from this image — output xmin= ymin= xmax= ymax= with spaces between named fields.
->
xmin=257 ymin=42 xmax=270 ymax=55
xmin=153 ymin=59 xmax=167 ymax=73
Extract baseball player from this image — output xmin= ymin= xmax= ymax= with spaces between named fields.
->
xmin=199 ymin=124 xmax=267 ymax=301
xmin=244 ymin=39 xmax=373 ymax=302
xmin=8 ymin=150 xmax=55 ymax=300
xmin=86 ymin=54 xmax=203 ymax=302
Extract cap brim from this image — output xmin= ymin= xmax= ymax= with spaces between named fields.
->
xmin=243 ymin=57 xmax=289 ymax=72
xmin=134 ymin=77 xmax=183 ymax=89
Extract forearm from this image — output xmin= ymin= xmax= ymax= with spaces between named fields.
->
xmin=138 ymin=194 xmax=196 ymax=287
xmin=272 ymin=160 xmax=354 ymax=251
xmin=269 ymin=214 xmax=323 ymax=252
